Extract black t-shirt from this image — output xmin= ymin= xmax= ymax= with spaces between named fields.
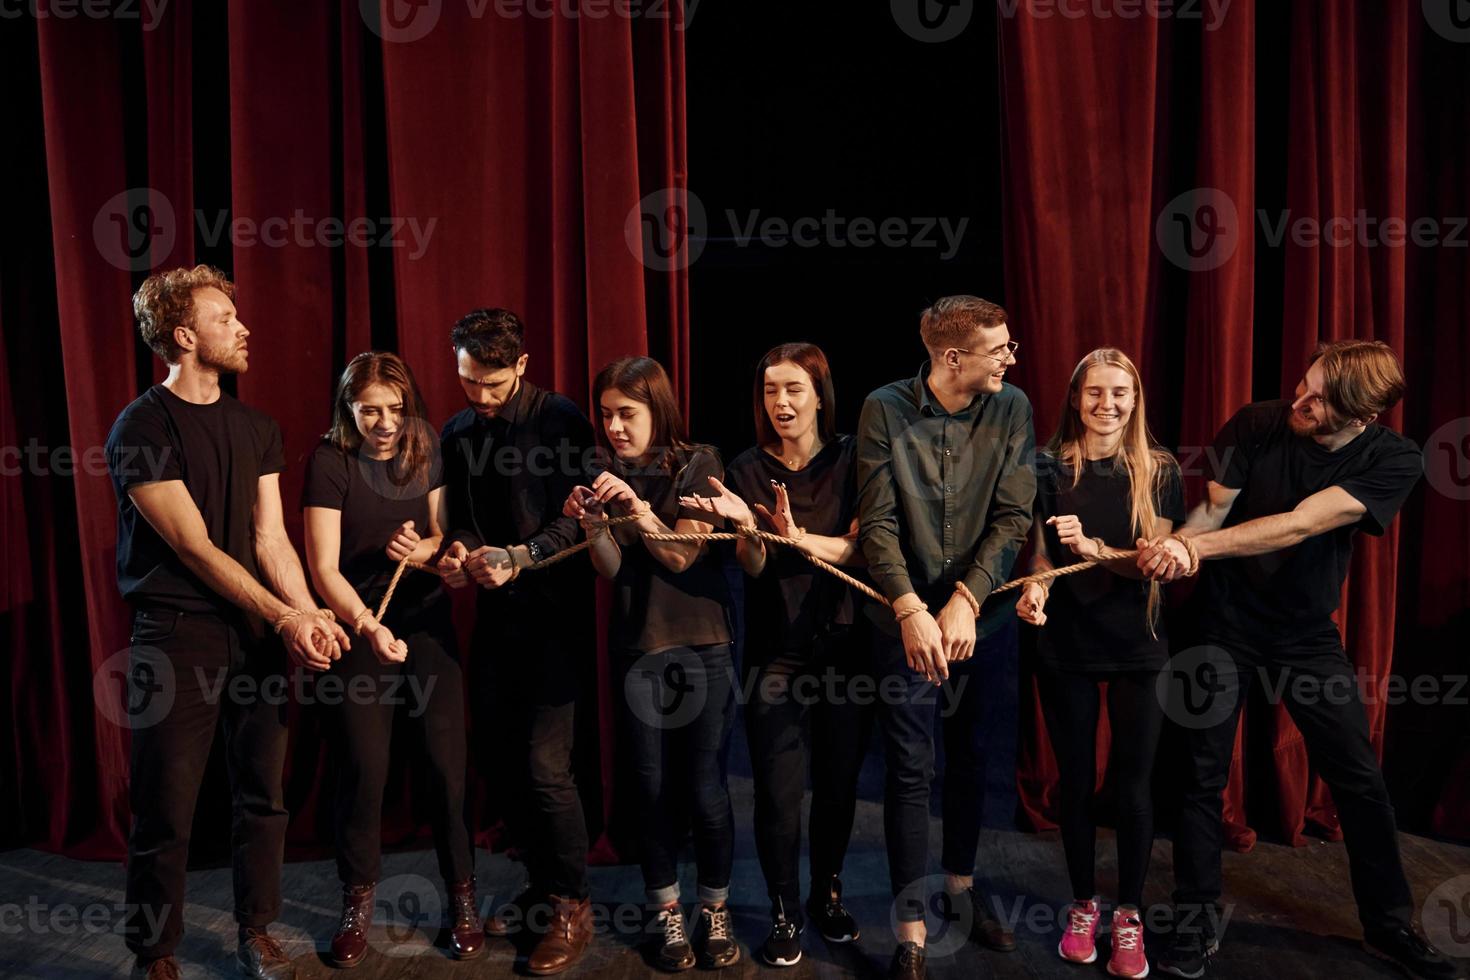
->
xmin=611 ymin=446 xmax=734 ymax=654
xmin=1201 ymin=400 xmax=1422 ymax=640
xmin=724 ymin=436 xmax=862 ymax=662
xmin=1033 ymin=451 xmax=1185 ymax=672
xmin=302 ymin=440 xmax=447 ymax=623
xmin=105 ymin=385 xmax=284 ymax=614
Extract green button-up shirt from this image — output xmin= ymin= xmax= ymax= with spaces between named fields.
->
xmin=856 ymin=362 xmax=1036 ymax=634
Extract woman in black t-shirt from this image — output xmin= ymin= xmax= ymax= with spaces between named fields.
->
xmin=1016 ymin=348 xmax=1184 ymax=979
xmin=678 ymin=343 xmax=871 ymax=968
xmin=301 ymin=352 xmax=480 ymax=965
xmin=561 ymin=356 xmax=740 ymax=972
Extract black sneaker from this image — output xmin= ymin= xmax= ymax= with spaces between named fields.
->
xmin=806 ymin=875 xmax=861 ymax=943
xmin=652 ymin=904 xmax=695 ymax=972
xmin=1364 ymin=926 xmax=1466 ymax=980
xmin=695 ymin=904 xmax=740 ymax=969
xmin=1157 ymin=926 xmax=1218 ymax=979
xmin=889 ymin=940 xmax=926 ymax=979
xmin=761 ymin=898 xmax=804 ymax=967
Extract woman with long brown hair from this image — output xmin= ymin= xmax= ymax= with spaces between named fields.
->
xmin=302 ymin=351 xmax=481 ymax=967
xmin=678 ymin=342 xmax=871 ymax=967
xmin=1016 ymin=347 xmax=1183 ymax=979
xmin=561 ymin=356 xmax=741 ymax=972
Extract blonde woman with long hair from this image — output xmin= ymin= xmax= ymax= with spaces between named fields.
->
xmin=1016 ymin=348 xmax=1184 ymax=978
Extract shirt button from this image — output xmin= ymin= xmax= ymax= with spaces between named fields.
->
xmin=944 ymin=558 xmax=953 ymax=565
xmin=944 ymin=449 xmax=952 ymax=456
xmin=945 ymin=485 xmax=954 ymax=493
xmin=945 ymin=522 xmax=952 ymax=529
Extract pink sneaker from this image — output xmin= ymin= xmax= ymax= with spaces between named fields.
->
xmin=1057 ymin=898 xmax=1100 ymax=963
xmin=1107 ymin=907 xmax=1149 ymax=978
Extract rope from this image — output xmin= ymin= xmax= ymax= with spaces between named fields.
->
xmin=371 ymin=519 xmax=1142 ymax=621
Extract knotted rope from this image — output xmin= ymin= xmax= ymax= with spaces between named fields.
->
xmin=371 ymin=518 xmax=1167 ymax=621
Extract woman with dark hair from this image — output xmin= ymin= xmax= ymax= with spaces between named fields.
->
xmin=302 ymin=351 xmax=481 ymax=967
xmin=678 ymin=343 xmax=871 ymax=967
xmin=561 ymin=356 xmax=741 ymax=972
xmin=1015 ymin=348 xmax=1183 ymax=979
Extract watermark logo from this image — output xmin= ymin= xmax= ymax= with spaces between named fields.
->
xmin=1156 ymin=187 xmax=1240 ymax=272
xmin=354 ymin=417 xmax=446 ymax=503
xmin=93 ymin=644 xmax=176 ymax=731
xmin=375 ymin=873 xmax=443 ymax=954
xmin=1424 ymin=417 xmax=1470 ymax=502
xmin=362 ymin=0 xmax=443 ymax=42
xmin=626 ymin=187 xmax=707 ymax=272
xmin=891 ymin=875 xmax=973 ymax=957
xmin=1424 ymin=875 xmax=1470 ymax=956
xmin=623 ymin=650 xmax=708 ymax=731
xmin=93 ymin=188 xmax=177 ymax=273
xmin=1157 ymin=644 xmax=1240 ymax=730
xmin=891 ymin=0 xmax=973 ymax=42
xmin=1423 ymin=0 xmax=1470 ymax=43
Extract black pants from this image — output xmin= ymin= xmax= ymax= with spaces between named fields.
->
xmin=331 ymin=610 xmax=472 ymax=886
xmin=1038 ymin=666 xmax=1164 ymax=907
xmin=122 ymin=608 xmax=289 ymax=960
xmin=1171 ymin=627 xmax=1414 ymax=933
xmin=745 ymin=632 xmax=875 ymax=913
xmin=472 ymin=604 xmax=590 ymax=899
xmin=874 ymin=616 xmax=1016 ymax=920
xmin=618 ymin=643 xmax=737 ymax=906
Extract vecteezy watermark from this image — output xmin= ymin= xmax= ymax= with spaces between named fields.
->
xmin=1157 ymin=644 xmax=1241 ymax=731
xmin=1423 ymin=417 xmax=1470 ymax=502
xmin=0 ymin=0 xmax=170 ymax=30
xmin=1 ymin=440 xmax=172 ymax=481
xmin=1423 ymin=875 xmax=1470 ymax=957
xmin=360 ymin=0 xmax=699 ymax=44
xmin=374 ymin=874 xmax=443 ymax=955
xmin=626 ymin=189 xmax=970 ymax=271
xmin=93 ymin=188 xmax=438 ymax=272
xmin=1157 ymin=186 xmax=1470 ymax=272
xmin=94 ymin=645 xmax=177 ymax=732
xmin=0 ymin=898 xmax=170 ymax=945
xmin=892 ymin=0 xmax=1232 ymax=42
xmin=891 ymin=876 xmax=974 ymax=957
xmin=1423 ymin=0 xmax=1470 ymax=43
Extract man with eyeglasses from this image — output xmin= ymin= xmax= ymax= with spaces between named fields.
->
xmin=856 ymin=295 xmax=1036 ymax=979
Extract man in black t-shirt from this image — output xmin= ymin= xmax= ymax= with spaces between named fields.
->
xmin=434 ymin=309 xmax=599 ymax=975
xmin=1137 ymin=341 xmax=1460 ymax=980
xmin=105 ymin=266 xmax=350 ymax=980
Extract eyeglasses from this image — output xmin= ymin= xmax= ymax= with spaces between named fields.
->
xmin=952 ymin=340 xmax=1019 ymax=364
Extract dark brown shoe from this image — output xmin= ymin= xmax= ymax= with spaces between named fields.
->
xmin=448 ymin=877 xmax=485 ymax=960
xmin=130 ymin=957 xmax=182 ymax=980
xmin=237 ymin=927 xmax=297 ymax=980
xmin=966 ymin=888 xmax=1017 ymax=952
xmin=485 ymin=884 xmax=541 ymax=938
xmin=329 ymin=882 xmax=376 ymax=968
xmin=527 ymin=895 xmax=594 ymax=975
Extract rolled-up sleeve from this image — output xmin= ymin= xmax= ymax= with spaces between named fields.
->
xmin=857 ymin=394 xmax=916 ymax=602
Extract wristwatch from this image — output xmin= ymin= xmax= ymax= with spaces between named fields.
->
xmin=525 ymin=540 xmax=545 ymax=564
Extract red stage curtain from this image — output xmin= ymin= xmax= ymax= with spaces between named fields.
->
xmin=1 ymin=0 xmax=689 ymax=860
xmin=1002 ymin=0 xmax=1470 ymax=845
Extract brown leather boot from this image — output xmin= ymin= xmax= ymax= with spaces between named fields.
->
xmin=237 ymin=927 xmax=297 ymax=980
xmin=329 ymin=882 xmax=375 ymax=968
xmin=527 ymin=895 xmax=593 ymax=975
xmin=448 ymin=877 xmax=485 ymax=960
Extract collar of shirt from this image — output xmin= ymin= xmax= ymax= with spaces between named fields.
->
xmin=913 ymin=360 xmax=988 ymax=419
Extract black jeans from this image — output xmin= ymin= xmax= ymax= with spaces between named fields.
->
xmin=330 ymin=611 xmax=472 ymax=886
xmin=619 ymin=643 xmax=737 ymax=906
xmin=1038 ymin=666 xmax=1164 ymax=907
xmin=745 ymin=631 xmax=875 ymax=913
xmin=874 ymin=615 xmax=1016 ymax=920
xmin=121 ymin=608 xmax=289 ymax=960
xmin=1171 ymin=627 xmax=1414 ymax=933
xmin=471 ymin=605 xmax=590 ymax=899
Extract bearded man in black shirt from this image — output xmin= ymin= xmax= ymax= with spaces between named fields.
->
xmin=105 ymin=266 xmax=350 ymax=980
xmin=1137 ymin=340 xmax=1461 ymax=980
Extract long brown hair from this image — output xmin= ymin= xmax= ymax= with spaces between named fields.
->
xmin=592 ymin=356 xmax=699 ymax=470
xmin=1045 ymin=348 xmax=1179 ymax=633
xmin=326 ymin=351 xmax=436 ymax=490
xmin=752 ymin=342 xmax=838 ymax=450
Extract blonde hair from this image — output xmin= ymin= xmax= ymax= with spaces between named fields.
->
xmin=132 ymin=265 xmax=236 ymax=364
xmin=1045 ymin=348 xmax=1179 ymax=634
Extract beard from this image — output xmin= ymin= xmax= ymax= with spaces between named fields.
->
xmin=1287 ymin=408 xmax=1338 ymax=437
xmin=197 ymin=336 xmax=248 ymax=374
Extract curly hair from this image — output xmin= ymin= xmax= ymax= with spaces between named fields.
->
xmin=132 ymin=265 xmax=237 ymax=363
